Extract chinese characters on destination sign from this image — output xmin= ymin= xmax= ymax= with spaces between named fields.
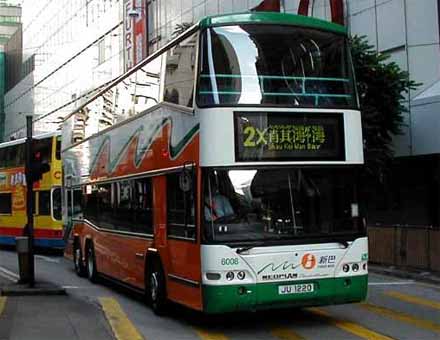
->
xmin=235 ymin=112 xmax=345 ymax=162
xmin=243 ymin=124 xmax=326 ymax=151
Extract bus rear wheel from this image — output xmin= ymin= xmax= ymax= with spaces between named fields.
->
xmin=86 ymin=242 xmax=99 ymax=283
xmin=148 ymin=261 xmax=167 ymax=315
xmin=73 ymin=242 xmax=86 ymax=277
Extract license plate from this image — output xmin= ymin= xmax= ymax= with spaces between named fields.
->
xmin=278 ymin=283 xmax=314 ymax=295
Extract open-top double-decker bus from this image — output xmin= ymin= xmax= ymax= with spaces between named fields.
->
xmin=0 ymin=132 xmax=63 ymax=248
xmin=62 ymin=12 xmax=367 ymax=314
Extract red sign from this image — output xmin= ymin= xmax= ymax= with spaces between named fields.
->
xmin=124 ymin=0 xmax=148 ymax=71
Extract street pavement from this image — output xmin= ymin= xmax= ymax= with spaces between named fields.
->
xmin=0 ymin=253 xmax=115 ymax=340
xmin=1 ymin=248 xmax=439 ymax=340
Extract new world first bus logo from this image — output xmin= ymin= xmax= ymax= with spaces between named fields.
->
xmin=301 ymin=253 xmax=317 ymax=270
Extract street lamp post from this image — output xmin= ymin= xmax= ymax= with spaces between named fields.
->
xmin=25 ymin=115 xmax=35 ymax=287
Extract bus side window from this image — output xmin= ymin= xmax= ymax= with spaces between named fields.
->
xmin=163 ymin=32 xmax=197 ymax=108
xmin=15 ymin=144 xmax=25 ymax=167
xmin=67 ymin=190 xmax=73 ymax=218
xmin=83 ymin=185 xmax=100 ymax=226
xmin=73 ymin=189 xmax=83 ymax=219
xmin=132 ymin=178 xmax=153 ymax=235
xmin=6 ymin=146 xmax=19 ymax=167
xmin=39 ymin=190 xmax=51 ymax=216
xmin=113 ymin=181 xmax=132 ymax=232
xmin=0 ymin=193 xmax=12 ymax=214
xmin=0 ymin=144 xmax=24 ymax=169
xmin=111 ymin=178 xmax=153 ymax=235
xmin=52 ymin=188 xmax=62 ymax=221
xmin=0 ymin=148 xmax=4 ymax=168
xmin=56 ymin=136 xmax=61 ymax=160
xmin=33 ymin=138 xmax=52 ymax=163
xmin=97 ymin=183 xmax=114 ymax=230
xmin=167 ymin=172 xmax=195 ymax=240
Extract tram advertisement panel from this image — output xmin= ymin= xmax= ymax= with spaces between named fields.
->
xmin=234 ymin=112 xmax=345 ymax=162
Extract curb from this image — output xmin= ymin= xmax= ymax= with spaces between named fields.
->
xmin=369 ymin=265 xmax=440 ymax=286
xmin=0 ymin=282 xmax=66 ymax=296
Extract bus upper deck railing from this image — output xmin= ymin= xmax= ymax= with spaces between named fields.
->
xmin=199 ymin=74 xmax=353 ymax=106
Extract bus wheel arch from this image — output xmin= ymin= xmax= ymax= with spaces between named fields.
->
xmin=85 ymin=239 xmax=99 ymax=283
xmin=145 ymin=252 xmax=168 ymax=315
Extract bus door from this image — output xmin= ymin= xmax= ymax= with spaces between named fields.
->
xmin=164 ymin=170 xmax=202 ymax=310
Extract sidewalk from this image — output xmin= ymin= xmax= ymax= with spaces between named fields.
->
xmin=0 ymin=276 xmax=115 ymax=340
xmin=369 ymin=264 xmax=440 ymax=286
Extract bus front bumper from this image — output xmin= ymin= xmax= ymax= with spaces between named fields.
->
xmin=202 ymin=275 xmax=368 ymax=314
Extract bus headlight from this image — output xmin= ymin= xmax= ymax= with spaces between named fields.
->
xmin=226 ymin=271 xmax=235 ymax=281
xmin=237 ymin=271 xmax=246 ymax=280
xmin=343 ymin=264 xmax=350 ymax=272
xmin=352 ymin=263 xmax=359 ymax=272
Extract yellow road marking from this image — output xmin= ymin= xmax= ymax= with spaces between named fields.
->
xmin=0 ymin=297 xmax=6 ymax=316
xmin=385 ymin=291 xmax=440 ymax=310
xmin=99 ymin=297 xmax=143 ymax=340
xmin=309 ymin=308 xmax=394 ymax=340
xmin=271 ymin=327 xmax=305 ymax=340
xmin=360 ymin=303 xmax=440 ymax=334
xmin=193 ymin=328 xmax=229 ymax=340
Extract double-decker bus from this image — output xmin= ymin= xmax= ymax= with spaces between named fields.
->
xmin=0 ymin=132 xmax=64 ymax=248
xmin=62 ymin=12 xmax=367 ymax=314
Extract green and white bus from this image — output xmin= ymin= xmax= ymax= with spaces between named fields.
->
xmin=63 ymin=11 xmax=367 ymax=315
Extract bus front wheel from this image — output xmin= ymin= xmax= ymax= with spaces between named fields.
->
xmin=86 ymin=242 xmax=99 ymax=283
xmin=148 ymin=261 xmax=167 ymax=315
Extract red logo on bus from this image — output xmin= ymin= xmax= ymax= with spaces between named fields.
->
xmin=301 ymin=253 xmax=316 ymax=270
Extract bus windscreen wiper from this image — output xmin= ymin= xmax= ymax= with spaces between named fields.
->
xmin=236 ymin=243 xmax=265 ymax=254
xmin=236 ymin=246 xmax=254 ymax=254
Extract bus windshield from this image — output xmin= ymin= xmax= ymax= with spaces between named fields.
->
xmin=198 ymin=24 xmax=357 ymax=108
xmin=203 ymin=168 xmax=362 ymax=244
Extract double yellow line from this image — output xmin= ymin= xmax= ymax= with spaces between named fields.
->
xmin=99 ymin=297 xmax=144 ymax=340
xmin=271 ymin=327 xmax=305 ymax=340
xmin=308 ymin=308 xmax=394 ymax=340
xmin=355 ymin=290 xmax=440 ymax=334
xmin=385 ymin=290 xmax=440 ymax=310
xmin=360 ymin=302 xmax=440 ymax=333
xmin=99 ymin=291 xmax=440 ymax=340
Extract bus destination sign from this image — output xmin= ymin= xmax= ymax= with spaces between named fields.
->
xmin=234 ymin=112 xmax=345 ymax=162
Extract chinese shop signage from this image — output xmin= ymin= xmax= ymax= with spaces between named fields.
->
xmin=234 ymin=112 xmax=345 ymax=162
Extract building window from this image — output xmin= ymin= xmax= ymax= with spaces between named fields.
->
xmin=98 ymin=38 xmax=105 ymax=65
xmin=0 ymin=193 xmax=12 ymax=214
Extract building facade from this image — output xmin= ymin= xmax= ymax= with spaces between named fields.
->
xmin=2 ymin=0 xmax=440 ymax=227
xmin=0 ymin=2 xmax=21 ymax=142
